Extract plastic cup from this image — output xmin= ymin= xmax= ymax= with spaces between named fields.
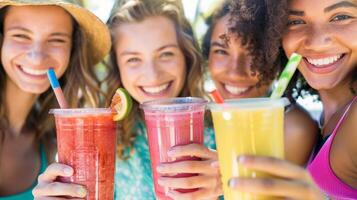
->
xmin=140 ymin=97 xmax=208 ymax=200
xmin=50 ymin=108 xmax=117 ymax=200
xmin=209 ymin=98 xmax=288 ymax=200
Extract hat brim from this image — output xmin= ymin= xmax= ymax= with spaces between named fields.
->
xmin=0 ymin=1 xmax=111 ymax=65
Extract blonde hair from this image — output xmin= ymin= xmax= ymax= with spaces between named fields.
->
xmin=105 ymin=0 xmax=204 ymax=159
xmin=0 ymin=6 xmax=103 ymax=152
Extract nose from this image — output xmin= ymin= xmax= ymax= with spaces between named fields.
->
xmin=144 ymin=60 xmax=161 ymax=82
xmin=304 ymin=25 xmax=333 ymax=51
xmin=229 ymin=52 xmax=250 ymax=78
xmin=25 ymin=43 xmax=48 ymax=66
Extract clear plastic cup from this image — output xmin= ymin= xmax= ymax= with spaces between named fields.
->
xmin=140 ymin=97 xmax=208 ymax=200
xmin=50 ymin=108 xmax=117 ymax=200
xmin=209 ymin=98 xmax=288 ymax=200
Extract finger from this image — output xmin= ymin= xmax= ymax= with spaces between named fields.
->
xmin=229 ymin=177 xmax=323 ymax=199
xmin=238 ymin=155 xmax=311 ymax=181
xmin=167 ymin=188 xmax=222 ymax=200
xmin=32 ymin=182 xmax=87 ymax=198
xmin=157 ymin=160 xmax=219 ymax=174
xmin=38 ymin=163 xmax=73 ymax=183
xmin=168 ymin=144 xmax=217 ymax=160
xmin=158 ymin=175 xmax=221 ymax=189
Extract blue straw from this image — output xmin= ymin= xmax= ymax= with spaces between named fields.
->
xmin=47 ymin=68 xmax=68 ymax=108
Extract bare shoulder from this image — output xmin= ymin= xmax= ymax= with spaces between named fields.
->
xmin=284 ymin=104 xmax=319 ymax=165
xmin=285 ymin=103 xmax=319 ymax=136
xmin=341 ymin=100 xmax=357 ymax=159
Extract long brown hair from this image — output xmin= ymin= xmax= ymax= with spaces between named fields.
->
xmin=105 ymin=0 xmax=204 ymax=159
xmin=0 ymin=6 xmax=103 ymax=153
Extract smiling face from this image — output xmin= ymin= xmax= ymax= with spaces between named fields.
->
xmin=283 ymin=0 xmax=357 ymax=91
xmin=114 ymin=16 xmax=186 ymax=103
xmin=208 ymin=15 xmax=271 ymax=99
xmin=1 ymin=5 xmax=73 ymax=94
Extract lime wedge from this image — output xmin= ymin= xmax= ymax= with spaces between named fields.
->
xmin=110 ymin=88 xmax=133 ymax=121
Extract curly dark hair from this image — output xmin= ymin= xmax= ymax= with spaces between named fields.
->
xmin=203 ymin=0 xmax=304 ymax=100
xmin=230 ymin=0 xmax=357 ymax=98
xmin=228 ymin=0 xmax=288 ymax=86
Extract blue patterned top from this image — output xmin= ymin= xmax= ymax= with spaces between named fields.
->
xmin=114 ymin=119 xmax=216 ymax=200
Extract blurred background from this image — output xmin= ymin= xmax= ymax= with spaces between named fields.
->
xmin=81 ymin=0 xmax=323 ymax=120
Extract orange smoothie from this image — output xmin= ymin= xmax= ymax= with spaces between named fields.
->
xmin=210 ymin=98 xmax=286 ymax=200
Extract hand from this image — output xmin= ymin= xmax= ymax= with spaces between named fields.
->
xmin=156 ymin=143 xmax=222 ymax=200
xmin=229 ymin=155 xmax=325 ymax=200
xmin=33 ymin=163 xmax=87 ymax=199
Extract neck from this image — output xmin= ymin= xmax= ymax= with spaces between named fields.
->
xmin=5 ymin=78 xmax=38 ymax=136
xmin=319 ymin=80 xmax=356 ymax=124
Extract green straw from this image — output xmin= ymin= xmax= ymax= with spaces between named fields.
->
xmin=270 ymin=53 xmax=302 ymax=99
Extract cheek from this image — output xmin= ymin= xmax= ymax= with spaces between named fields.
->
xmin=336 ymin=25 xmax=357 ymax=51
xmin=282 ymin=30 xmax=305 ymax=56
xmin=208 ymin=57 xmax=228 ymax=76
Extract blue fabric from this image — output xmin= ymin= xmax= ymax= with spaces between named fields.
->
xmin=114 ymin=119 xmax=216 ymax=200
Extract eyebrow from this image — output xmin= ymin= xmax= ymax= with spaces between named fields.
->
xmin=6 ymin=26 xmax=31 ymax=33
xmin=289 ymin=10 xmax=305 ymax=16
xmin=324 ymin=1 xmax=357 ymax=12
xmin=157 ymin=44 xmax=179 ymax=51
xmin=210 ymin=41 xmax=227 ymax=48
xmin=6 ymin=26 xmax=71 ymax=38
xmin=119 ymin=51 xmax=140 ymax=56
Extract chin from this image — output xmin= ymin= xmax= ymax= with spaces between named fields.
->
xmin=20 ymin=85 xmax=50 ymax=95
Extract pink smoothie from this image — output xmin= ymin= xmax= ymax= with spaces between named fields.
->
xmin=51 ymin=109 xmax=117 ymax=200
xmin=141 ymin=98 xmax=207 ymax=200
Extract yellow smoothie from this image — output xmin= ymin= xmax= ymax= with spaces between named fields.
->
xmin=210 ymin=98 xmax=285 ymax=200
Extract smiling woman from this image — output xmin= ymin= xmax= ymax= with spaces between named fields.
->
xmin=0 ymin=0 xmax=110 ymax=198
xmin=225 ymin=0 xmax=357 ymax=199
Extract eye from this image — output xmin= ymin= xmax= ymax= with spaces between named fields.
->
xmin=331 ymin=14 xmax=353 ymax=22
xmin=48 ymin=38 xmax=67 ymax=43
xmin=12 ymin=34 xmax=31 ymax=41
xmin=287 ymin=19 xmax=306 ymax=26
xmin=213 ymin=49 xmax=228 ymax=55
xmin=127 ymin=57 xmax=141 ymax=63
xmin=160 ymin=51 xmax=174 ymax=58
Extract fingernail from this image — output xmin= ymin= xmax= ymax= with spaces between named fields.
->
xmin=228 ymin=179 xmax=238 ymax=187
xmin=167 ymin=150 xmax=176 ymax=157
xmin=237 ymin=156 xmax=247 ymax=163
xmin=64 ymin=167 xmax=73 ymax=176
xmin=158 ymin=178 xmax=164 ymax=186
xmin=77 ymin=187 xmax=87 ymax=197
xmin=211 ymin=161 xmax=219 ymax=168
xmin=157 ymin=165 xmax=164 ymax=173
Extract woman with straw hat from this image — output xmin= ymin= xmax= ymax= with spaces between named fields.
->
xmin=0 ymin=0 xmax=110 ymax=199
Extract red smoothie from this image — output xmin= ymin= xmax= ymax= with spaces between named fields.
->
xmin=51 ymin=109 xmax=116 ymax=200
xmin=141 ymin=98 xmax=207 ymax=200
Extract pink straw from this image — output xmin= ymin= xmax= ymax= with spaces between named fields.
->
xmin=47 ymin=68 xmax=69 ymax=109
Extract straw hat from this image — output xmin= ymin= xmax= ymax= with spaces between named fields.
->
xmin=0 ymin=0 xmax=111 ymax=65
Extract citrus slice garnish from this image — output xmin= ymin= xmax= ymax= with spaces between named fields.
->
xmin=110 ymin=88 xmax=133 ymax=121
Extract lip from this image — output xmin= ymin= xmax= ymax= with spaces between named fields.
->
xmin=219 ymin=82 xmax=255 ymax=98
xmin=302 ymin=53 xmax=348 ymax=74
xmin=138 ymin=81 xmax=173 ymax=97
xmin=16 ymin=64 xmax=48 ymax=80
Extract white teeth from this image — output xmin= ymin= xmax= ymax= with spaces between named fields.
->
xmin=21 ymin=67 xmax=47 ymax=76
xmin=306 ymin=55 xmax=342 ymax=66
xmin=142 ymin=83 xmax=169 ymax=94
xmin=224 ymin=84 xmax=248 ymax=95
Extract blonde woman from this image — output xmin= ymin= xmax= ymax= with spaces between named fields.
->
xmin=0 ymin=0 xmax=110 ymax=198
xmin=33 ymin=0 xmax=221 ymax=199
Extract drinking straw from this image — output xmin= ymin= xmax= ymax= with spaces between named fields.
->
xmin=270 ymin=53 xmax=302 ymax=99
xmin=205 ymin=78 xmax=224 ymax=104
xmin=47 ymin=68 xmax=69 ymax=108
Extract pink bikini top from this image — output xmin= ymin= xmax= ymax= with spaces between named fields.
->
xmin=308 ymin=96 xmax=357 ymax=200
